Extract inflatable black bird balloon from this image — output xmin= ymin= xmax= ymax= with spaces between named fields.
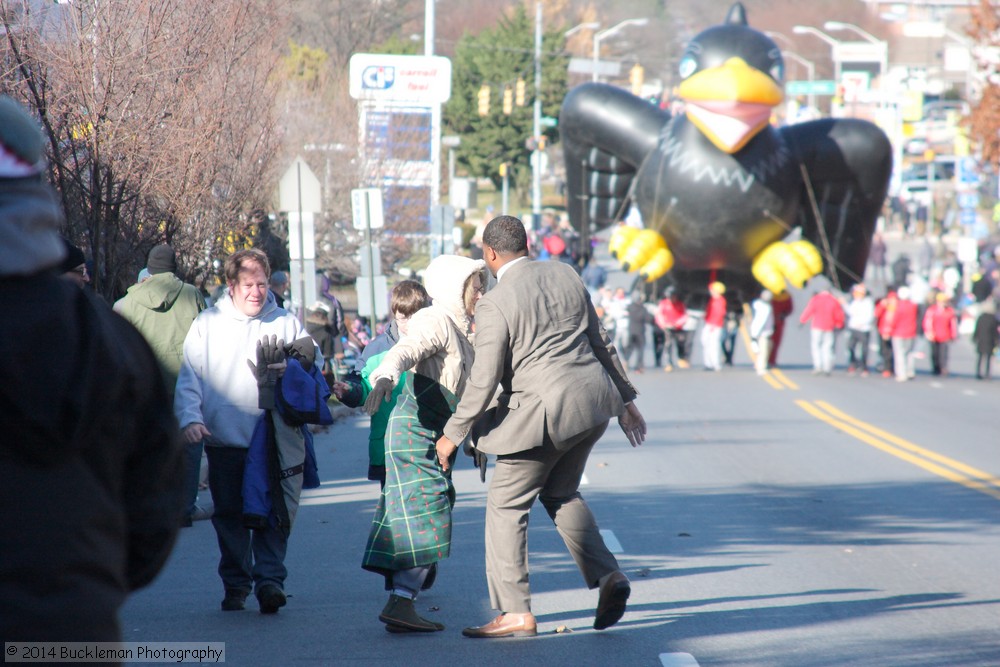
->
xmin=560 ymin=2 xmax=892 ymax=300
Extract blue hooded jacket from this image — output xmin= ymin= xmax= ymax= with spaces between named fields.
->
xmin=242 ymin=358 xmax=332 ymax=535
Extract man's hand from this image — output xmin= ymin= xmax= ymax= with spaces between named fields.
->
xmin=183 ymin=423 xmax=211 ymax=444
xmin=617 ymin=402 xmax=646 ymax=447
xmin=363 ymin=377 xmax=393 ymax=416
xmin=331 ymin=381 xmax=351 ymax=399
xmin=436 ymin=435 xmax=458 ymax=472
xmin=261 ymin=335 xmax=288 ymax=375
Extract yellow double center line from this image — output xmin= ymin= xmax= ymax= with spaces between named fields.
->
xmin=758 ymin=369 xmax=798 ymax=390
xmin=797 ymin=400 xmax=1000 ymax=502
xmin=738 ymin=316 xmax=999 ymax=501
xmin=738 ymin=319 xmax=798 ymax=390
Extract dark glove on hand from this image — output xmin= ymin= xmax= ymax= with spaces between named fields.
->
xmin=285 ymin=337 xmax=316 ymax=371
xmin=363 ymin=377 xmax=393 ymax=416
xmin=463 ymin=440 xmax=487 ymax=483
xmin=246 ymin=334 xmax=286 ymax=410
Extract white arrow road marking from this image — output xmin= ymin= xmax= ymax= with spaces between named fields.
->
xmin=599 ymin=529 xmax=623 ymax=554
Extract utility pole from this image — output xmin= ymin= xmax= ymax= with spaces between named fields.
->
xmin=532 ymin=1 xmax=542 ymax=230
xmin=424 ymin=0 xmax=434 ymax=56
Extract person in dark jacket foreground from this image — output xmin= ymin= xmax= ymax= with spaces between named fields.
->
xmin=0 ymin=95 xmax=185 ymax=646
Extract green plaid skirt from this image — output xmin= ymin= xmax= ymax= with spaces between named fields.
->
xmin=362 ymin=373 xmax=458 ymax=579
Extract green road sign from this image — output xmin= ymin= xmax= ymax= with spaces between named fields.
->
xmin=786 ymin=80 xmax=837 ymax=96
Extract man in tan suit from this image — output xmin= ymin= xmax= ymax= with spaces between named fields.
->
xmin=437 ymin=215 xmax=646 ymax=638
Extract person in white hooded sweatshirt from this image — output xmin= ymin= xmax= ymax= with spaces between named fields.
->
xmin=361 ymin=254 xmax=489 ymax=634
xmin=749 ymin=290 xmax=775 ymax=376
xmin=174 ymin=248 xmax=317 ymax=615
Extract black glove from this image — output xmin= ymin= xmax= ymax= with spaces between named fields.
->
xmin=463 ymin=440 xmax=487 ymax=483
xmin=247 ymin=334 xmax=286 ymax=409
xmin=363 ymin=377 xmax=393 ymax=416
xmin=285 ymin=337 xmax=316 ymax=371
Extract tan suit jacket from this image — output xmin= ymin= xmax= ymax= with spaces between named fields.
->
xmin=443 ymin=259 xmax=636 ymax=455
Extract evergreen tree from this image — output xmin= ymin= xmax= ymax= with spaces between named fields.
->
xmin=444 ymin=5 xmax=568 ymax=192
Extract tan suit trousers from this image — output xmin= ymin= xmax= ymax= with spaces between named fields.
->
xmin=484 ymin=421 xmax=620 ymax=613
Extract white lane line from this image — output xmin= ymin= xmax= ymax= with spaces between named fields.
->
xmin=599 ymin=529 xmax=623 ymax=553
xmin=659 ymin=653 xmax=700 ymax=667
xmin=581 ymin=473 xmax=589 ymax=485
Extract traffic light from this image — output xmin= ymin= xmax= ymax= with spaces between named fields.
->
xmin=499 ymin=162 xmax=508 ymax=177
xmin=477 ymin=85 xmax=490 ymax=116
xmin=503 ymin=85 xmax=513 ymax=115
xmin=515 ymin=78 xmax=526 ymax=106
xmin=630 ymin=64 xmax=644 ymax=95
xmin=526 ymin=136 xmax=547 ymax=151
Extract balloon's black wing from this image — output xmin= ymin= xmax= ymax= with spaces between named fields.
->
xmin=560 ymin=83 xmax=668 ymax=231
xmin=781 ymin=118 xmax=893 ymax=291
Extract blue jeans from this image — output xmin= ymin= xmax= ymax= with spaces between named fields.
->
xmin=184 ymin=441 xmax=204 ymax=516
xmin=206 ymin=446 xmax=288 ymax=593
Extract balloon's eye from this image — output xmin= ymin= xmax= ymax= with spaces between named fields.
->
xmin=770 ymin=62 xmax=784 ymax=82
xmin=679 ymin=56 xmax=697 ymax=80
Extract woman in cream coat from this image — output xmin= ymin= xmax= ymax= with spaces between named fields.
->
xmin=361 ymin=254 xmax=487 ymax=633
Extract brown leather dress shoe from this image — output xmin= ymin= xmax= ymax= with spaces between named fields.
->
xmin=462 ymin=612 xmax=537 ymax=638
xmin=594 ymin=571 xmax=630 ymax=630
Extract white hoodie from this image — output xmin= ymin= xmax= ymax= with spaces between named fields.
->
xmin=174 ymin=289 xmax=313 ymax=447
xmin=370 ymin=254 xmax=487 ymax=397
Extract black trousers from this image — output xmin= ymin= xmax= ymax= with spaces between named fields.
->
xmin=846 ymin=329 xmax=870 ymax=370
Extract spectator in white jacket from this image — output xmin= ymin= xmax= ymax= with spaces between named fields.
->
xmin=749 ymin=290 xmax=774 ymax=375
xmin=174 ymin=248 xmax=317 ymax=615
xmin=844 ymin=283 xmax=876 ymax=376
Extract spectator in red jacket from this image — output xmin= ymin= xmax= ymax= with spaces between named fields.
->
xmin=700 ymin=281 xmax=727 ymax=371
xmin=655 ymin=290 xmax=688 ymax=371
xmin=922 ymin=292 xmax=957 ymax=376
xmin=799 ymin=287 xmax=845 ymax=375
xmin=874 ymin=289 xmax=898 ymax=377
xmin=891 ymin=286 xmax=920 ymax=381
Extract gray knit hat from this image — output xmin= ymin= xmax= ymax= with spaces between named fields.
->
xmin=0 ymin=96 xmax=44 ymax=178
xmin=0 ymin=96 xmax=64 ymax=277
xmin=147 ymin=243 xmax=177 ymax=274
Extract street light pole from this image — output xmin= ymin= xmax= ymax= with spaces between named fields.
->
xmin=592 ymin=18 xmax=648 ymax=83
xmin=824 ymin=21 xmax=881 ymax=46
xmin=793 ymin=25 xmax=842 ymax=82
xmin=765 ymin=30 xmax=793 ymax=48
xmin=943 ymin=27 xmax=974 ymax=102
xmin=532 ymin=1 xmax=542 ymax=230
xmin=441 ymin=134 xmax=460 ymax=208
xmin=424 ymin=0 xmax=434 ymax=56
xmin=565 ymin=21 xmax=599 ymax=39
xmin=824 ymin=21 xmax=888 ymax=118
xmin=782 ymin=50 xmax=817 ymax=112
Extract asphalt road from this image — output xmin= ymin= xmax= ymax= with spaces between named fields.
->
xmin=121 ymin=237 xmax=1000 ymax=666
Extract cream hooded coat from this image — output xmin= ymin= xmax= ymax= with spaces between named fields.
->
xmin=369 ymin=255 xmax=487 ymax=397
